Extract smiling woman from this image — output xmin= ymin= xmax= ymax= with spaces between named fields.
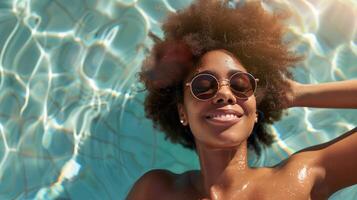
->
xmin=177 ymin=50 xmax=260 ymax=151
xmin=126 ymin=0 xmax=357 ymax=199
xmin=138 ymin=1 xmax=301 ymax=156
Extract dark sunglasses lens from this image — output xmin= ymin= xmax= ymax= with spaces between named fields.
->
xmin=230 ymin=73 xmax=255 ymax=98
xmin=191 ymin=74 xmax=218 ymax=100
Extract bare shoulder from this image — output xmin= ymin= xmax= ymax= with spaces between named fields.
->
xmin=126 ymin=169 xmax=177 ymax=200
xmin=274 ymin=149 xmax=329 ymax=198
xmin=280 ymin=151 xmax=325 ymax=179
xmin=291 ymin=127 xmax=357 ymax=196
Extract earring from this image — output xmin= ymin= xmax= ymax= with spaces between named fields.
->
xmin=180 ymin=119 xmax=187 ymax=126
xmin=255 ymin=111 xmax=259 ymax=123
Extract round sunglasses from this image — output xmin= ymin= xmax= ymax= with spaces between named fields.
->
xmin=185 ymin=72 xmax=258 ymax=101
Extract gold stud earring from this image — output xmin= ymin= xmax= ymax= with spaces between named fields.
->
xmin=255 ymin=113 xmax=258 ymax=123
xmin=180 ymin=119 xmax=188 ymax=126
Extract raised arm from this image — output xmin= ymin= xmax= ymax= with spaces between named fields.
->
xmin=288 ymin=79 xmax=357 ymax=108
xmin=286 ymin=79 xmax=357 ymax=197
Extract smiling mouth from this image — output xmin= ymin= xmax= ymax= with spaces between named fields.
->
xmin=205 ymin=113 xmax=242 ymax=124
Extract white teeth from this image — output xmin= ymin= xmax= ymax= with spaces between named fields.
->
xmin=210 ymin=114 xmax=239 ymax=119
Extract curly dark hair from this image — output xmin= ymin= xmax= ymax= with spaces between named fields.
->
xmin=139 ymin=0 xmax=301 ymax=156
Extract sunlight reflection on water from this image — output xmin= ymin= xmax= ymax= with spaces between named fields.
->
xmin=0 ymin=0 xmax=356 ymax=199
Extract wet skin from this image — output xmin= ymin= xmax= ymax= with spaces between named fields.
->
xmin=126 ymin=50 xmax=357 ymax=200
xmin=174 ymin=49 xmax=322 ymax=200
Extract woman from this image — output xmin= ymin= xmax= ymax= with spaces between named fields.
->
xmin=127 ymin=0 xmax=357 ymax=199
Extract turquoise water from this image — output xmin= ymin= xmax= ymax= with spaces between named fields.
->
xmin=0 ymin=0 xmax=356 ymax=199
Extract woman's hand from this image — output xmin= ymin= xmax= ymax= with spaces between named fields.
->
xmin=284 ymin=79 xmax=300 ymax=108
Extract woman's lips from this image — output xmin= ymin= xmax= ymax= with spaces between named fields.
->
xmin=204 ymin=113 xmax=242 ymax=126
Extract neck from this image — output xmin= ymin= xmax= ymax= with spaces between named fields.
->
xmin=194 ymin=140 xmax=252 ymax=196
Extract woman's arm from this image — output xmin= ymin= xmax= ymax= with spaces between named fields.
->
xmin=294 ymin=127 xmax=357 ymax=197
xmin=288 ymin=79 xmax=357 ymax=108
xmin=286 ymin=79 xmax=357 ymax=196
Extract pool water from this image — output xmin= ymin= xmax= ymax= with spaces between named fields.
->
xmin=0 ymin=0 xmax=356 ymax=199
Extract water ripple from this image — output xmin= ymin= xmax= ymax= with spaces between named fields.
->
xmin=0 ymin=0 xmax=356 ymax=200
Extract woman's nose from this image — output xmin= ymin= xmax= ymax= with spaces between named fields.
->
xmin=212 ymin=84 xmax=237 ymax=105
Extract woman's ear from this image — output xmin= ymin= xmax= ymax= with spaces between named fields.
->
xmin=177 ymin=103 xmax=188 ymax=126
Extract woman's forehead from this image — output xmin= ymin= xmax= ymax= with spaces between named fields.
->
xmin=195 ymin=50 xmax=247 ymax=74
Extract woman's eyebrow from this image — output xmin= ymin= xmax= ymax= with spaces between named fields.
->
xmin=227 ymin=69 xmax=244 ymax=76
xmin=194 ymin=70 xmax=217 ymax=76
xmin=193 ymin=69 xmax=244 ymax=77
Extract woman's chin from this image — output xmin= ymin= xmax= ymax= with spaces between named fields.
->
xmin=203 ymin=116 xmax=253 ymax=135
xmin=198 ymin=133 xmax=249 ymax=150
xmin=208 ymin=126 xmax=252 ymax=144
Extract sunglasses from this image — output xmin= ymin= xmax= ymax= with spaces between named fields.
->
xmin=185 ymin=71 xmax=258 ymax=101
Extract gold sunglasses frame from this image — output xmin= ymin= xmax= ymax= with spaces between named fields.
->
xmin=185 ymin=71 xmax=259 ymax=101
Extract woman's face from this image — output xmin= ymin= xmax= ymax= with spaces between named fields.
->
xmin=178 ymin=49 xmax=258 ymax=149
